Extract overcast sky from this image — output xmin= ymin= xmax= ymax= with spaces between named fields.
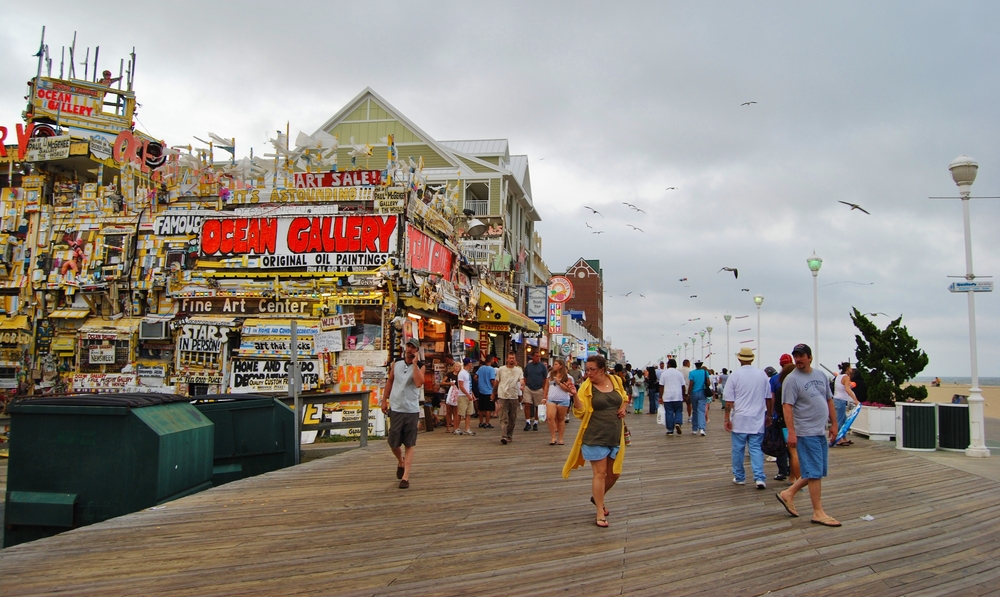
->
xmin=3 ymin=1 xmax=999 ymax=376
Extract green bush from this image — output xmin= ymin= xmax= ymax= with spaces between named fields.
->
xmin=851 ymin=308 xmax=929 ymax=406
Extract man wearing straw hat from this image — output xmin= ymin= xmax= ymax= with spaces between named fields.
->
xmin=723 ymin=347 xmax=772 ymax=489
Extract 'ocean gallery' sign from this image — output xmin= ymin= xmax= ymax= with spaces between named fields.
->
xmin=200 ymin=214 xmax=398 ymax=271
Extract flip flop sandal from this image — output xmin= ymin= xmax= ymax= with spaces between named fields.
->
xmin=590 ymin=496 xmax=610 ymax=517
xmin=596 ymin=518 xmax=609 ymax=528
xmin=811 ymin=517 xmax=842 ymax=527
xmin=776 ymin=492 xmax=799 ymax=518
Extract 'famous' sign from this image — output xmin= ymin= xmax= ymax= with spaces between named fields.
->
xmin=200 ymin=215 xmax=398 ymax=271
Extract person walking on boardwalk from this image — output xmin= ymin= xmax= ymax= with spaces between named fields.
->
xmin=523 ymin=350 xmax=548 ymax=432
xmin=456 ymin=358 xmax=477 ymax=436
xmin=688 ymin=360 xmax=710 ymax=435
xmin=568 ymin=360 xmax=584 ymax=385
xmin=770 ymin=354 xmax=796 ymax=481
xmin=659 ymin=358 xmax=686 ymax=435
xmin=474 ymin=359 xmax=497 ymax=429
xmin=724 ymin=348 xmax=772 ymax=489
xmin=493 ymin=352 xmax=525 ymax=444
xmin=381 ymin=337 xmax=425 ymax=489
xmin=563 ymin=355 xmax=628 ymax=528
xmin=832 ymin=362 xmax=860 ymax=446
xmin=776 ymin=344 xmax=841 ymax=526
xmin=647 ymin=364 xmax=662 ymax=415
xmin=543 ymin=358 xmax=575 ymax=445
xmin=680 ymin=359 xmax=692 ymax=422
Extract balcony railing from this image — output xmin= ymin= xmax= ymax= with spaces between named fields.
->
xmin=464 ymin=198 xmax=489 ymax=216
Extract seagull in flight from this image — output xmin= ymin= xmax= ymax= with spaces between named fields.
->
xmin=592 ymin=231 xmax=605 ymax=234
xmin=838 ymin=200 xmax=871 ymax=215
xmin=665 ymin=187 xmax=677 ymax=190
xmin=627 ymin=224 xmax=645 ymax=232
xmin=867 ymin=312 xmax=890 ymax=317
xmin=622 ymin=202 xmax=637 ymax=208
xmin=639 ymin=294 xmax=645 ymax=298
xmin=679 ymin=277 xmax=688 ymax=282
xmin=741 ymin=101 xmax=757 ymax=106
xmin=623 ymin=292 xmax=633 ymax=297
xmin=629 ymin=205 xmax=646 ymax=213
xmin=741 ymin=288 xmax=750 ymax=292
xmin=585 ymin=222 xmax=593 ymax=229
xmin=583 ymin=206 xmax=604 ymax=217
xmin=690 ymin=295 xmax=698 ymax=298
xmin=719 ymin=267 xmax=738 ymax=279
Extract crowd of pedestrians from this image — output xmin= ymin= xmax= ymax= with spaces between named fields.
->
xmin=381 ymin=342 xmax=844 ymax=528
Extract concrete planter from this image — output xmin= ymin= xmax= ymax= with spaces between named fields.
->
xmin=851 ymin=405 xmax=896 ymax=441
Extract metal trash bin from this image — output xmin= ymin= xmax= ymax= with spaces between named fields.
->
xmin=193 ymin=396 xmax=295 ymax=486
xmin=938 ymin=402 xmax=970 ymax=451
xmin=3 ymin=393 xmax=213 ymax=547
xmin=895 ymin=402 xmax=937 ymax=451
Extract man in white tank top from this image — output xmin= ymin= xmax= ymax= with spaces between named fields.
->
xmin=381 ymin=337 xmax=425 ymax=488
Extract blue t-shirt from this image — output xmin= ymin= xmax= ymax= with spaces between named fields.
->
xmin=690 ymin=368 xmax=709 ymax=392
xmin=769 ymin=373 xmax=781 ymax=396
xmin=476 ymin=365 xmax=496 ymax=395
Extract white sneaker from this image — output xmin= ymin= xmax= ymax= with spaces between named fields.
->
xmin=464 ymin=430 xmax=476 ymax=436
xmin=732 ymin=478 xmax=745 ymax=485
xmin=755 ymin=480 xmax=767 ymax=490
xmin=699 ymin=430 xmax=707 ymax=436
xmin=765 ymin=456 xmax=777 ymax=462
xmin=453 ymin=430 xmax=462 ymax=435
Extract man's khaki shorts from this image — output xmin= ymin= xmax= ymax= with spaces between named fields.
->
xmin=457 ymin=395 xmax=476 ymax=417
xmin=522 ymin=386 xmax=544 ymax=406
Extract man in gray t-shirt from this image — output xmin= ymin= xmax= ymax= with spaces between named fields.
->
xmin=381 ymin=338 xmax=425 ymax=489
xmin=777 ymin=344 xmax=840 ymax=527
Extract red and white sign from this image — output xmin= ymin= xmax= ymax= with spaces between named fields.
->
xmin=547 ymin=276 xmax=574 ymax=303
xmin=406 ymin=225 xmax=454 ymax=279
xmin=73 ymin=373 xmax=138 ymax=391
xmin=200 ymin=214 xmax=399 ymax=270
xmin=293 ymin=170 xmax=382 ymax=188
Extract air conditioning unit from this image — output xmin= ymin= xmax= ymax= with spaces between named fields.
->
xmin=139 ymin=321 xmax=170 ymax=340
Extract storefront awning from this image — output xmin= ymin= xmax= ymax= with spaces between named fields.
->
xmin=79 ymin=317 xmax=142 ymax=335
xmin=51 ymin=336 xmax=76 ymax=353
xmin=50 ymin=309 xmax=91 ymax=319
xmin=0 ymin=315 xmax=29 ymax=330
xmin=477 ymin=287 xmax=541 ymax=333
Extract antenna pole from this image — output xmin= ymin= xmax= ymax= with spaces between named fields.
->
xmin=81 ymin=47 xmax=89 ymax=81
xmin=60 ymin=46 xmax=65 ymax=79
xmin=68 ymin=31 xmax=77 ymax=78
xmin=93 ymin=46 xmax=99 ymax=82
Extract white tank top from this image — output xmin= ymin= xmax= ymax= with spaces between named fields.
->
xmin=833 ymin=373 xmax=851 ymax=402
xmin=548 ymin=377 xmax=572 ymax=402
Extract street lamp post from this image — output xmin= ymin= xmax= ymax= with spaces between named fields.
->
xmin=724 ymin=314 xmax=732 ymax=372
xmin=699 ymin=330 xmax=705 ymax=362
xmin=949 ymin=156 xmax=990 ymax=458
xmin=706 ymin=326 xmax=713 ymax=370
xmin=807 ymin=252 xmax=823 ymax=367
xmin=684 ymin=341 xmax=688 ymax=362
xmin=753 ymin=295 xmax=764 ymax=368
xmin=691 ymin=337 xmax=697 ymax=363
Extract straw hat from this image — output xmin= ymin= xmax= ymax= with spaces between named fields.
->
xmin=736 ymin=347 xmax=755 ymax=361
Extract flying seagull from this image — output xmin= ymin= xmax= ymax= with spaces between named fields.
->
xmin=719 ymin=267 xmax=738 ymax=279
xmin=867 ymin=312 xmax=890 ymax=317
xmin=741 ymin=288 xmax=750 ymax=292
xmin=679 ymin=277 xmax=688 ymax=282
xmin=741 ymin=101 xmax=757 ymax=106
xmin=623 ymin=292 xmax=632 ymax=297
xmin=665 ymin=187 xmax=677 ymax=190
xmin=838 ymin=200 xmax=871 ymax=215
xmin=622 ymin=202 xmax=637 ymax=208
xmin=592 ymin=231 xmax=605 ymax=234
xmin=585 ymin=222 xmax=593 ymax=229
xmin=583 ymin=206 xmax=604 ymax=217
xmin=629 ymin=205 xmax=646 ymax=213
xmin=627 ymin=224 xmax=645 ymax=232
xmin=690 ymin=295 xmax=698 ymax=298
xmin=639 ymin=294 xmax=645 ymax=298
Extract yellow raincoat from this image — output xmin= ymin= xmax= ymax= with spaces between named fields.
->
xmin=562 ymin=373 xmax=628 ymax=478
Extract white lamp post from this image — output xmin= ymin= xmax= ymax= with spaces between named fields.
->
xmin=691 ymin=337 xmax=697 ymax=363
xmin=683 ymin=341 xmax=688 ymax=361
xmin=753 ymin=295 xmax=764 ymax=368
xmin=724 ymin=314 xmax=732 ymax=372
xmin=949 ymin=155 xmax=990 ymax=458
xmin=699 ymin=330 xmax=705 ymax=362
xmin=807 ymin=252 xmax=823 ymax=367
xmin=706 ymin=326 xmax=713 ymax=370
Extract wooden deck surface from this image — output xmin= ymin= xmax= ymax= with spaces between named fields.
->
xmin=2 ymin=409 xmax=1000 ymax=596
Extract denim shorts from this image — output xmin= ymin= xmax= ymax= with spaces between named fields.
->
xmin=581 ymin=444 xmax=620 ymax=461
xmin=796 ymin=435 xmax=828 ymax=479
xmin=548 ymin=399 xmax=571 ymax=407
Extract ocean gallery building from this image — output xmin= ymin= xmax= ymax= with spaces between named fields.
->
xmin=0 ymin=38 xmax=548 ymax=430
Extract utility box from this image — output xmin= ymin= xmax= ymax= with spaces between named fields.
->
xmin=895 ymin=402 xmax=937 ymax=451
xmin=193 ymin=396 xmax=295 ymax=486
xmin=3 ymin=394 xmax=214 ymax=547
xmin=937 ymin=403 xmax=970 ymax=451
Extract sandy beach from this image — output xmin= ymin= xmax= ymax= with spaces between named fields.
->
xmin=908 ymin=383 xmax=1000 ymax=420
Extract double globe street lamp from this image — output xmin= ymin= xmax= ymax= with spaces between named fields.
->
xmin=753 ymin=295 xmax=764 ymax=368
xmin=724 ymin=314 xmax=732 ymax=372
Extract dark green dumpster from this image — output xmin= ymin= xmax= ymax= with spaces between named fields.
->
xmin=938 ymin=403 xmax=970 ymax=451
xmin=895 ymin=402 xmax=937 ymax=451
xmin=3 ymin=393 xmax=214 ymax=547
xmin=193 ymin=396 xmax=295 ymax=486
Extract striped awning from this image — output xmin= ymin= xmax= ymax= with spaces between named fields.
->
xmin=50 ymin=309 xmax=91 ymax=319
xmin=477 ymin=287 xmax=541 ymax=333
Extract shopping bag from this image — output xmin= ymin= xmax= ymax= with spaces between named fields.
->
xmin=656 ymin=404 xmax=665 ymax=426
xmin=538 ymin=403 xmax=547 ymax=422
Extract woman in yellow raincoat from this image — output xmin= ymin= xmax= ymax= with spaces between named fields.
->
xmin=562 ymin=355 xmax=628 ymax=527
